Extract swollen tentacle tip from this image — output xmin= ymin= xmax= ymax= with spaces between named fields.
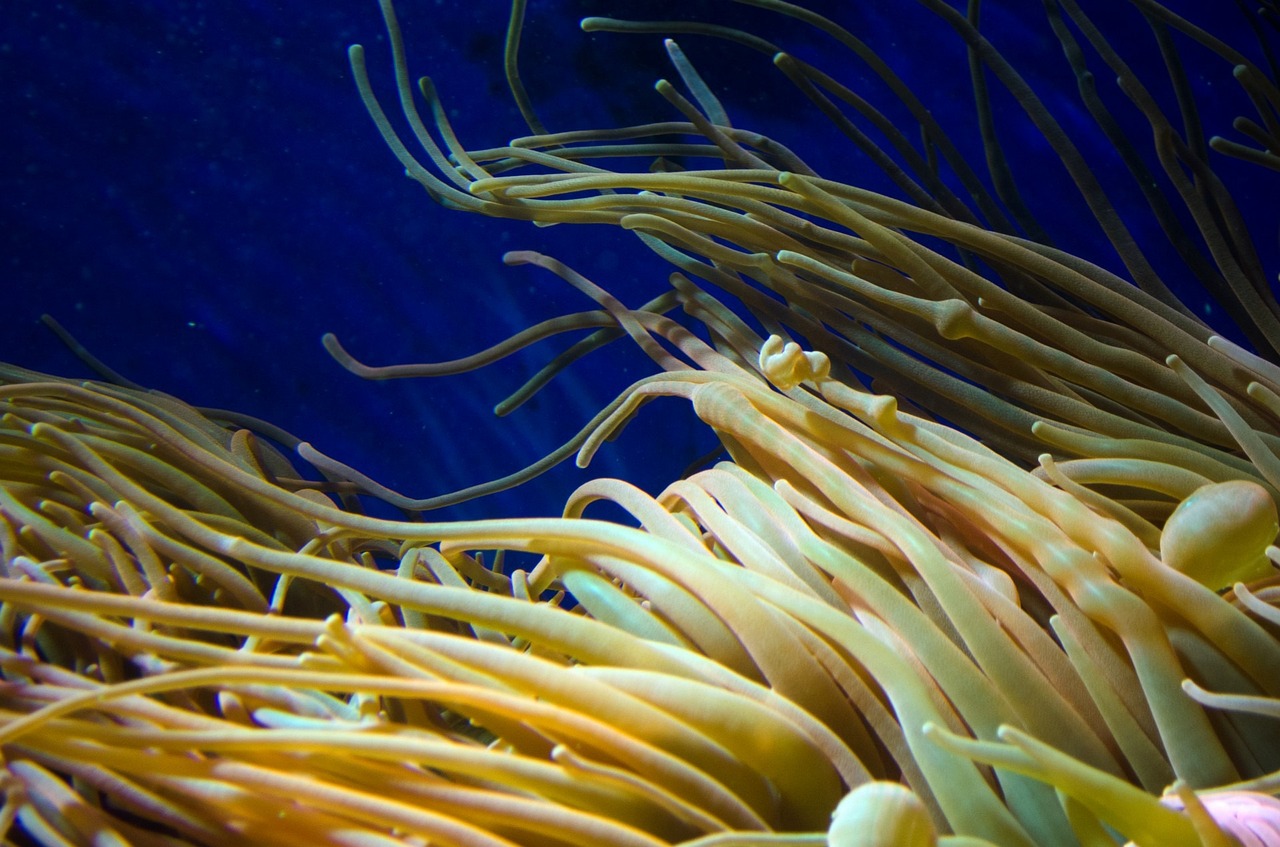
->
xmin=865 ymin=395 xmax=901 ymax=434
xmin=759 ymin=334 xmax=829 ymax=389
xmin=934 ymin=299 xmax=977 ymax=341
xmin=1160 ymin=480 xmax=1278 ymax=590
xmin=829 ymin=781 xmax=936 ymax=847
xmin=1159 ymin=783 xmax=1280 ymax=847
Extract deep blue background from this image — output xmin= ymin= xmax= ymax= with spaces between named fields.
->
xmin=3 ymin=0 xmax=1275 ymax=521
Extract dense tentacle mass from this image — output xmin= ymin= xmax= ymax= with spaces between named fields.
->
xmin=3 ymin=1 xmax=1280 ymax=845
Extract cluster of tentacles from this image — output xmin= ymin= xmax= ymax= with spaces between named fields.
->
xmin=5 ymin=0 xmax=1280 ymax=845
xmin=1 ymin=319 xmax=1279 ymax=845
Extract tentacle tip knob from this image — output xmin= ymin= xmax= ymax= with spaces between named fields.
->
xmin=759 ymin=334 xmax=829 ymax=389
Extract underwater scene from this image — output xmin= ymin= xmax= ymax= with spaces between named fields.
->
xmin=2 ymin=0 xmax=1280 ymax=844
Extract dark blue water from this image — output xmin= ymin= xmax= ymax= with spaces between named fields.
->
xmin=3 ymin=0 xmax=1275 ymax=521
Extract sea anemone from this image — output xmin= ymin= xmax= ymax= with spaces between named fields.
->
xmin=2 ymin=0 xmax=1280 ymax=845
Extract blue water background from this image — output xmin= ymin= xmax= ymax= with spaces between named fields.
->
xmin=3 ymin=0 xmax=1275 ymax=522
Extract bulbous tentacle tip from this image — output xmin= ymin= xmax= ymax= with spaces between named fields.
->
xmin=829 ymin=781 xmax=937 ymax=847
xmin=759 ymin=334 xmax=830 ymax=390
xmin=1160 ymin=480 xmax=1278 ymax=591
xmin=1123 ymin=786 xmax=1280 ymax=847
